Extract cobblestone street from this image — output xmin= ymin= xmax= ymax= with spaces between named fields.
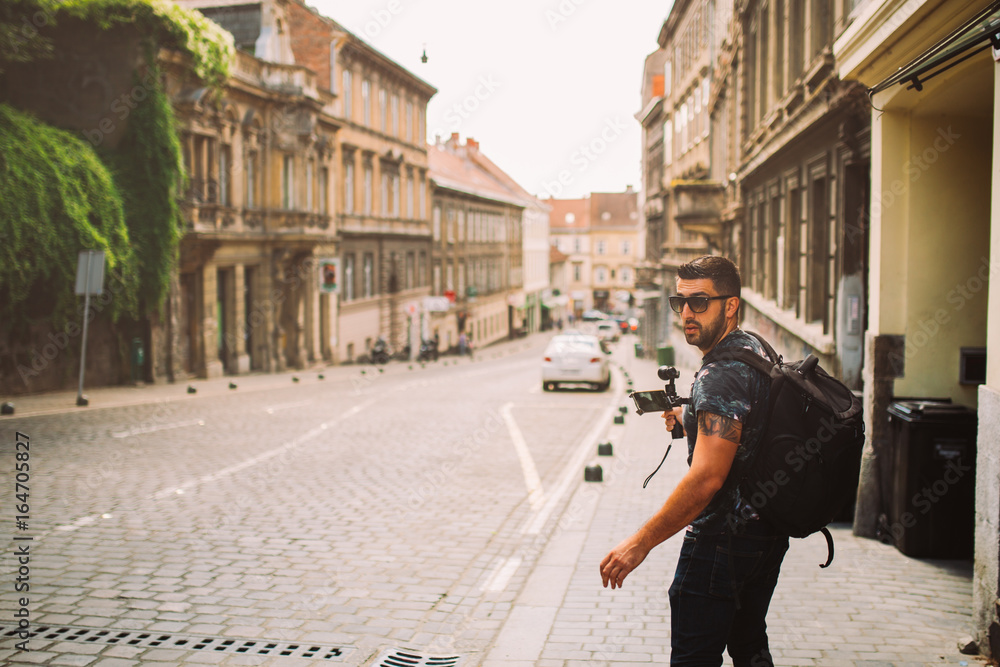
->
xmin=0 ymin=333 xmax=990 ymax=666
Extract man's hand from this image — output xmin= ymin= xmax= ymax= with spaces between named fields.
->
xmin=661 ymin=406 xmax=683 ymax=433
xmin=600 ymin=534 xmax=649 ymax=589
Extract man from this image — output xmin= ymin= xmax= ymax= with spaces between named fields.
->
xmin=600 ymin=255 xmax=787 ymax=666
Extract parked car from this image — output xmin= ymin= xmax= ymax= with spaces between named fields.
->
xmin=541 ymin=333 xmax=611 ymax=391
xmin=581 ymin=309 xmax=608 ymax=322
xmin=596 ymin=321 xmax=620 ymax=342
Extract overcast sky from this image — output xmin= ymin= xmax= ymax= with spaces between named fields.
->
xmin=309 ymin=0 xmax=672 ymax=200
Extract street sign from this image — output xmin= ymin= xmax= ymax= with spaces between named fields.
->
xmin=74 ymin=249 xmax=105 ymax=406
xmin=74 ymin=250 xmax=105 ymax=296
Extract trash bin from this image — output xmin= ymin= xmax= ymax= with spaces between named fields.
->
xmin=634 ymin=342 xmax=644 ymax=358
xmin=885 ymin=400 xmax=977 ymax=558
xmin=656 ymin=346 xmax=675 ymax=366
xmin=130 ymin=337 xmax=144 ymax=383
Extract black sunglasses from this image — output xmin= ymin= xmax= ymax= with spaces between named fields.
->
xmin=668 ymin=294 xmax=736 ymax=314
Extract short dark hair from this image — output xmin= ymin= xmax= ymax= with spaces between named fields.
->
xmin=676 ymin=255 xmax=742 ymax=299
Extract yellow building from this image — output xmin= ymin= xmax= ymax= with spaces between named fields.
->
xmin=548 ymin=191 xmax=641 ymax=318
xmin=428 ymin=135 xmax=527 ymax=352
xmin=836 ymin=0 xmax=999 ymax=657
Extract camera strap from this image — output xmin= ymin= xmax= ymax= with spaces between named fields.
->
xmin=642 ymin=443 xmax=671 ymax=489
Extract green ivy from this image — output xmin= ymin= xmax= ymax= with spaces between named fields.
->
xmin=59 ymin=0 xmax=234 ymax=89
xmin=0 ymin=103 xmax=139 ymax=330
xmin=0 ymin=0 xmax=233 ymax=331
xmin=101 ymin=62 xmax=185 ymax=312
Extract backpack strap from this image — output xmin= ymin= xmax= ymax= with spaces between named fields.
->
xmin=702 ymin=331 xmax=777 ymax=378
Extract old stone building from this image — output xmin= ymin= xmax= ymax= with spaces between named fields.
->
xmin=174 ymin=0 xmax=435 ymax=369
xmin=635 ymin=0 xmax=728 ymax=357
xmin=282 ymin=0 xmax=436 ymax=363
xmin=548 ymin=190 xmax=641 ymax=319
xmin=427 ymin=135 xmax=528 ymax=352
xmin=164 ymin=0 xmax=341 ymax=379
xmin=638 ymin=0 xmax=870 ymax=377
xmin=724 ymin=0 xmax=870 ymax=386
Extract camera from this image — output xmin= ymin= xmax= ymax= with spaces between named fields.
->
xmin=628 ymin=365 xmax=689 ymax=415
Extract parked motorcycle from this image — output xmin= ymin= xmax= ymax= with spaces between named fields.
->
xmin=370 ymin=337 xmax=390 ymax=364
xmin=417 ymin=338 xmax=439 ymax=362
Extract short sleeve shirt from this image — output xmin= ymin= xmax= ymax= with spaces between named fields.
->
xmin=682 ymin=329 xmax=771 ymax=534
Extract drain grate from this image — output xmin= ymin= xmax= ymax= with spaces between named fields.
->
xmin=0 ymin=625 xmax=350 ymax=660
xmin=372 ymin=648 xmax=463 ymax=667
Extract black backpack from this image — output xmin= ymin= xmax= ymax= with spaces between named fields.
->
xmin=704 ymin=331 xmax=865 ymax=567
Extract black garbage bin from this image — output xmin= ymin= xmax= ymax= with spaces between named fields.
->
xmin=885 ymin=400 xmax=977 ymax=558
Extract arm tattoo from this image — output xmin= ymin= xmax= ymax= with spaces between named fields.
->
xmin=697 ymin=411 xmax=742 ymax=444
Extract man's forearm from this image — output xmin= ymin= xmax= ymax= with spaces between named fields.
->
xmin=634 ymin=473 xmax=721 ymax=550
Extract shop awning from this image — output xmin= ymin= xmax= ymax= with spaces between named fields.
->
xmin=869 ymin=1 xmax=1000 ymax=95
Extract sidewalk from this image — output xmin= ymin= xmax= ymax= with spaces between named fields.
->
xmin=0 ymin=333 xmax=546 ymax=419
xmin=485 ymin=343 xmax=987 ymax=666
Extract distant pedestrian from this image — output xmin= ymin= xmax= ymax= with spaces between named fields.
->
xmin=600 ymin=255 xmax=786 ymax=666
xmin=458 ymin=332 xmax=468 ymax=356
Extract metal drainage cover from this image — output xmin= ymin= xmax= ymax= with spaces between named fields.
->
xmin=0 ymin=625 xmax=351 ymax=660
xmin=372 ymin=649 xmax=463 ymax=667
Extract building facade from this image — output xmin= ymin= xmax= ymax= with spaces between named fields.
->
xmin=428 ymin=135 xmax=528 ymax=352
xmin=282 ymin=0 xmax=436 ymax=362
xmin=723 ymin=0 xmax=871 ymax=386
xmin=835 ymin=0 xmax=999 ymax=656
xmin=157 ymin=0 xmax=346 ymax=379
xmin=588 ymin=190 xmax=642 ymax=314
xmin=547 ymin=191 xmax=641 ymax=319
xmin=636 ymin=0 xmax=726 ymax=358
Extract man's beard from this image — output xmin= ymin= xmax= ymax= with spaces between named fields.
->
xmin=683 ymin=307 xmax=727 ymax=351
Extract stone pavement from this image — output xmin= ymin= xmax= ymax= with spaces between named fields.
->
xmin=0 ymin=332 xmax=992 ymax=666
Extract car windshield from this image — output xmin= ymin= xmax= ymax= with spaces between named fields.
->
xmin=547 ymin=335 xmax=599 ymax=353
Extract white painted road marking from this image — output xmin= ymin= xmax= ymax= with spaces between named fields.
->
xmin=501 ymin=402 xmax=545 ymax=512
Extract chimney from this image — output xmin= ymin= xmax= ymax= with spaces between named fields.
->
xmin=449 ymin=132 xmax=460 ymax=148
xmin=466 ymin=137 xmax=479 ymax=151
xmin=625 ymin=185 xmax=633 ymax=193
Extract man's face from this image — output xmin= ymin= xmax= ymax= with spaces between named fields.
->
xmin=674 ymin=277 xmax=733 ymax=352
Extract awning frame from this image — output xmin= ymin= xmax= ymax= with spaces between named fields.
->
xmin=869 ymin=1 xmax=1000 ymax=96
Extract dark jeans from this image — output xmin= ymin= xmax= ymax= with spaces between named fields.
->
xmin=668 ymin=520 xmax=789 ymax=667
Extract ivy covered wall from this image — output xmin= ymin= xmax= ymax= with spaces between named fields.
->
xmin=0 ymin=0 xmax=233 ymax=393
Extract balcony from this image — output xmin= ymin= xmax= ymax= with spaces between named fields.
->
xmin=671 ymin=179 xmax=725 ymax=240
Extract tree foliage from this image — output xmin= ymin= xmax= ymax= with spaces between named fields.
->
xmin=0 ymin=0 xmax=235 ymax=332
xmin=102 ymin=62 xmax=185 ymax=312
xmin=0 ymin=103 xmax=139 ymax=329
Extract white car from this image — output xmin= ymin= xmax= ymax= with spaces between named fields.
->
xmin=596 ymin=321 xmax=619 ymax=342
xmin=541 ymin=333 xmax=611 ymax=391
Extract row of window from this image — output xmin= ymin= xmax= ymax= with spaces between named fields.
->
xmin=743 ymin=171 xmax=836 ymax=332
xmin=744 ymin=0 xmax=836 ymax=132
xmin=341 ymin=69 xmax=425 ymax=143
xmin=555 ymin=237 xmax=634 ymax=256
xmin=432 ymin=206 xmax=517 ymax=245
xmin=342 ymin=159 xmax=426 ymax=219
xmin=570 ymin=264 xmax=633 ymax=284
xmin=341 ymin=251 xmax=428 ymax=301
xmin=432 ymin=257 xmax=511 ymax=297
